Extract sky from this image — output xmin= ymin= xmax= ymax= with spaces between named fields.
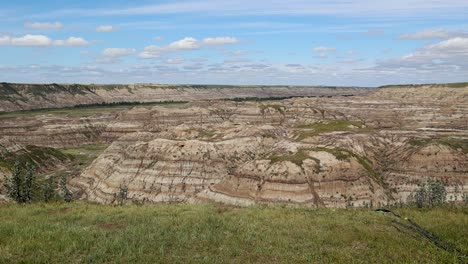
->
xmin=0 ymin=0 xmax=467 ymax=86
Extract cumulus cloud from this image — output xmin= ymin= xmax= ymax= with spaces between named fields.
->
xmin=0 ymin=34 xmax=88 ymax=47
xmin=314 ymin=53 xmax=328 ymax=59
xmin=96 ymin=48 xmax=136 ymax=63
xmin=397 ymin=29 xmax=468 ymax=40
xmin=224 ymin=58 xmax=251 ymax=63
xmin=96 ymin=25 xmax=117 ymax=32
xmin=102 ymin=48 xmax=136 ymax=57
xmin=168 ymin=37 xmax=200 ymax=50
xmin=202 ymin=37 xmax=239 ymax=45
xmin=53 ymin=37 xmax=89 ymax=46
xmin=5 ymin=34 xmax=52 ymax=46
xmin=24 ymin=22 xmax=63 ymax=30
xmin=313 ymin=46 xmax=336 ymax=52
xmin=138 ymin=36 xmax=239 ymax=59
xmin=374 ymin=37 xmax=468 ymax=71
xmin=165 ymin=58 xmax=185 ymax=64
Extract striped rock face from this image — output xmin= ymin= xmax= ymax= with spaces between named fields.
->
xmin=2 ymin=83 xmax=468 ymax=207
xmin=70 ymin=132 xmax=421 ymax=207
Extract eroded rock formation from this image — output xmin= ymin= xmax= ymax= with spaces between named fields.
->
xmin=1 ymin=83 xmax=467 ymax=207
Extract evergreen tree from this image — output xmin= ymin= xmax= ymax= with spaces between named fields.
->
xmin=23 ymin=163 xmax=36 ymax=203
xmin=114 ymin=184 xmax=128 ymax=206
xmin=4 ymin=161 xmax=24 ymax=203
xmin=60 ymin=175 xmax=73 ymax=203
xmin=43 ymin=177 xmax=56 ymax=202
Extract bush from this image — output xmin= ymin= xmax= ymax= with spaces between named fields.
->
xmin=3 ymin=162 xmax=36 ymax=203
xmin=408 ymin=180 xmax=447 ymax=208
xmin=60 ymin=175 xmax=73 ymax=203
xmin=42 ymin=177 xmax=57 ymax=202
xmin=114 ymin=184 xmax=128 ymax=205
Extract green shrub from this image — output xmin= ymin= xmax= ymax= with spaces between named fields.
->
xmin=3 ymin=162 xmax=36 ymax=203
xmin=408 ymin=180 xmax=447 ymax=208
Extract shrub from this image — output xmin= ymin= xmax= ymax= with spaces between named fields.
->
xmin=114 ymin=184 xmax=128 ymax=205
xmin=3 ymin=162 xmax=36 ymax=203
xmin=60 ymin=175 xmax=73 ymax=203
xmin=408 ymin=180 xmax=447 ymax=208
xmin=42 ymin=177 xmax=56 ymax=202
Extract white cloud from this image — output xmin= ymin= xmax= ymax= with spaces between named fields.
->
xmin=202 ymin=37 xmax=239 ymax=45
xmin=374 ymin=37 xmax=468 ymax=71
xmin=96 ymin=48 xmax=136 ymax=63
xmin=398 ymin=29 xmax=468 ymax=40
xmin=224 ymin=57 xmax=251 ymax=63
xmin=0 ymin=34 xmax=89 ymax=47
xmin=53 ymin=37 xmax=89 ymax=46
xmin=313 ymin=46 xmax=336 ymax=52
xmin=102 ymin=48 xmax=136 ymax=57
xmin=154 ymin=36 xmax=164 ymax=41
xmin=96 ymin=25 xmax=117 ymax=32
xmin=165 ymin=58 xmax=185 ymax=64
xmin=0 ymin=34 xmax=52 ymax=46
xmin=24 ymin=22 xmax=63 ymax=30
xmin=313 ymin=53 xmax=328 ymax=59
xmin=168 ymin=37 xmax=200 ymax=50
xmin=429 ymin=37 xmax=468 ymax=53
xmin=138 ymin=36 xmax=239 ymax=59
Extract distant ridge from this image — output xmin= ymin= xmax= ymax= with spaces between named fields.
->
xmin=0 ymin=82 xmax=370 ymax=112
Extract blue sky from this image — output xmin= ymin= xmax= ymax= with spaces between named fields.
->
xmin=0 ymin=0 xmax=467 ymax=86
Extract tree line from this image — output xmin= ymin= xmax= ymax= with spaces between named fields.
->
xmin=3 ymin=161 xmax=72 ymax=203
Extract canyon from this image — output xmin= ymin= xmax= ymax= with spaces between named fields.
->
xmin=0 ymin=82 xmax=467 ymax=207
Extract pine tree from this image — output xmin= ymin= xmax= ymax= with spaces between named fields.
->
xmin=114 ymin=184 xmax=128 ymax=206
xmin=43 ymin=177 xmax=56 ymax=202
xmin=60 ymin=175 xmax=73 ymax=203
xmin=23 ymin=163 xmax=36 ymax=203
xmin=4 ymin=161 xmax=24 ymax=203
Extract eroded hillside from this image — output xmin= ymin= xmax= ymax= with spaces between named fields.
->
xmin=0 ymin=82 xmax=369 ymax=112
xmin=0 ymin=83 xmax=467 ymax=207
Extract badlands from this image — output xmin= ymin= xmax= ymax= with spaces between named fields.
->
xmin=0 ymin=82 xmax=467 ymax=207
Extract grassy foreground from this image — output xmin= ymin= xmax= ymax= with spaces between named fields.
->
xmin=0 ymin=203 xmax=466 ymax=263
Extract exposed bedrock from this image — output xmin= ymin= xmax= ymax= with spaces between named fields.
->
xmin=70 ymin=131 xmax=467 ymax=207
xmin=0 ymin=82 xmax=369 ymax=112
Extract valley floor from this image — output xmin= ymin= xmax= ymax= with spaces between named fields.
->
xmin=0 ymin=203 xmax=466 ymax=263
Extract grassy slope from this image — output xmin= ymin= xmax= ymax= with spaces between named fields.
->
xmin=0 ymin=203 xmax=466 ymax=263
xmin=0 ymin=101 xmax=188 ymax=119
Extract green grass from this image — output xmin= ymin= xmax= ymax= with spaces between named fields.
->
xmin=296 ymin=120 xmax=371 ymax=139
xmin=269 ymin=150 xmax=311 ymax=166
xmin=59 ymin=143 xmax=109 ymax=168
xmin=0 ymin=101 xmax=189 ymax=119
xmin=438 ymin=137 xmax=468 ymax=154
xmin=379 ymin=82 xmax=468 ymax=89
xmin=0 ymin=203 xmax=466 ymax=263
xmin=0 ymin=145 xmax=70 ymax=171
xmin=259 ymin=104 xmax=286 ymax=114
xmin=408 ymin=137 xmax=468 ymax=154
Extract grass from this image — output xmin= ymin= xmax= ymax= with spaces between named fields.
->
xmin=379 ymin=82 xmax=468 ymax=89
xmin=408 ymin=137 xmax=468 ymax=154
xmin=296 ymin=120 xmax=371 ymax=139
xmin=59 ymin=143 xmax=109 ymax=168
xmin=438 ymin=137 xmax=468 ymax=154
xmin=259 ymin=104 xmax=286 ymax=114
xmin=0 ymin=203 xmax=466 ymax=263
xmin=0 ymin=101 xmax=189 ymax=119
xmin=0 ymin=145 xmax=70 ymax=171
xmin=269 ymin=150 xmax=311 ymax=166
